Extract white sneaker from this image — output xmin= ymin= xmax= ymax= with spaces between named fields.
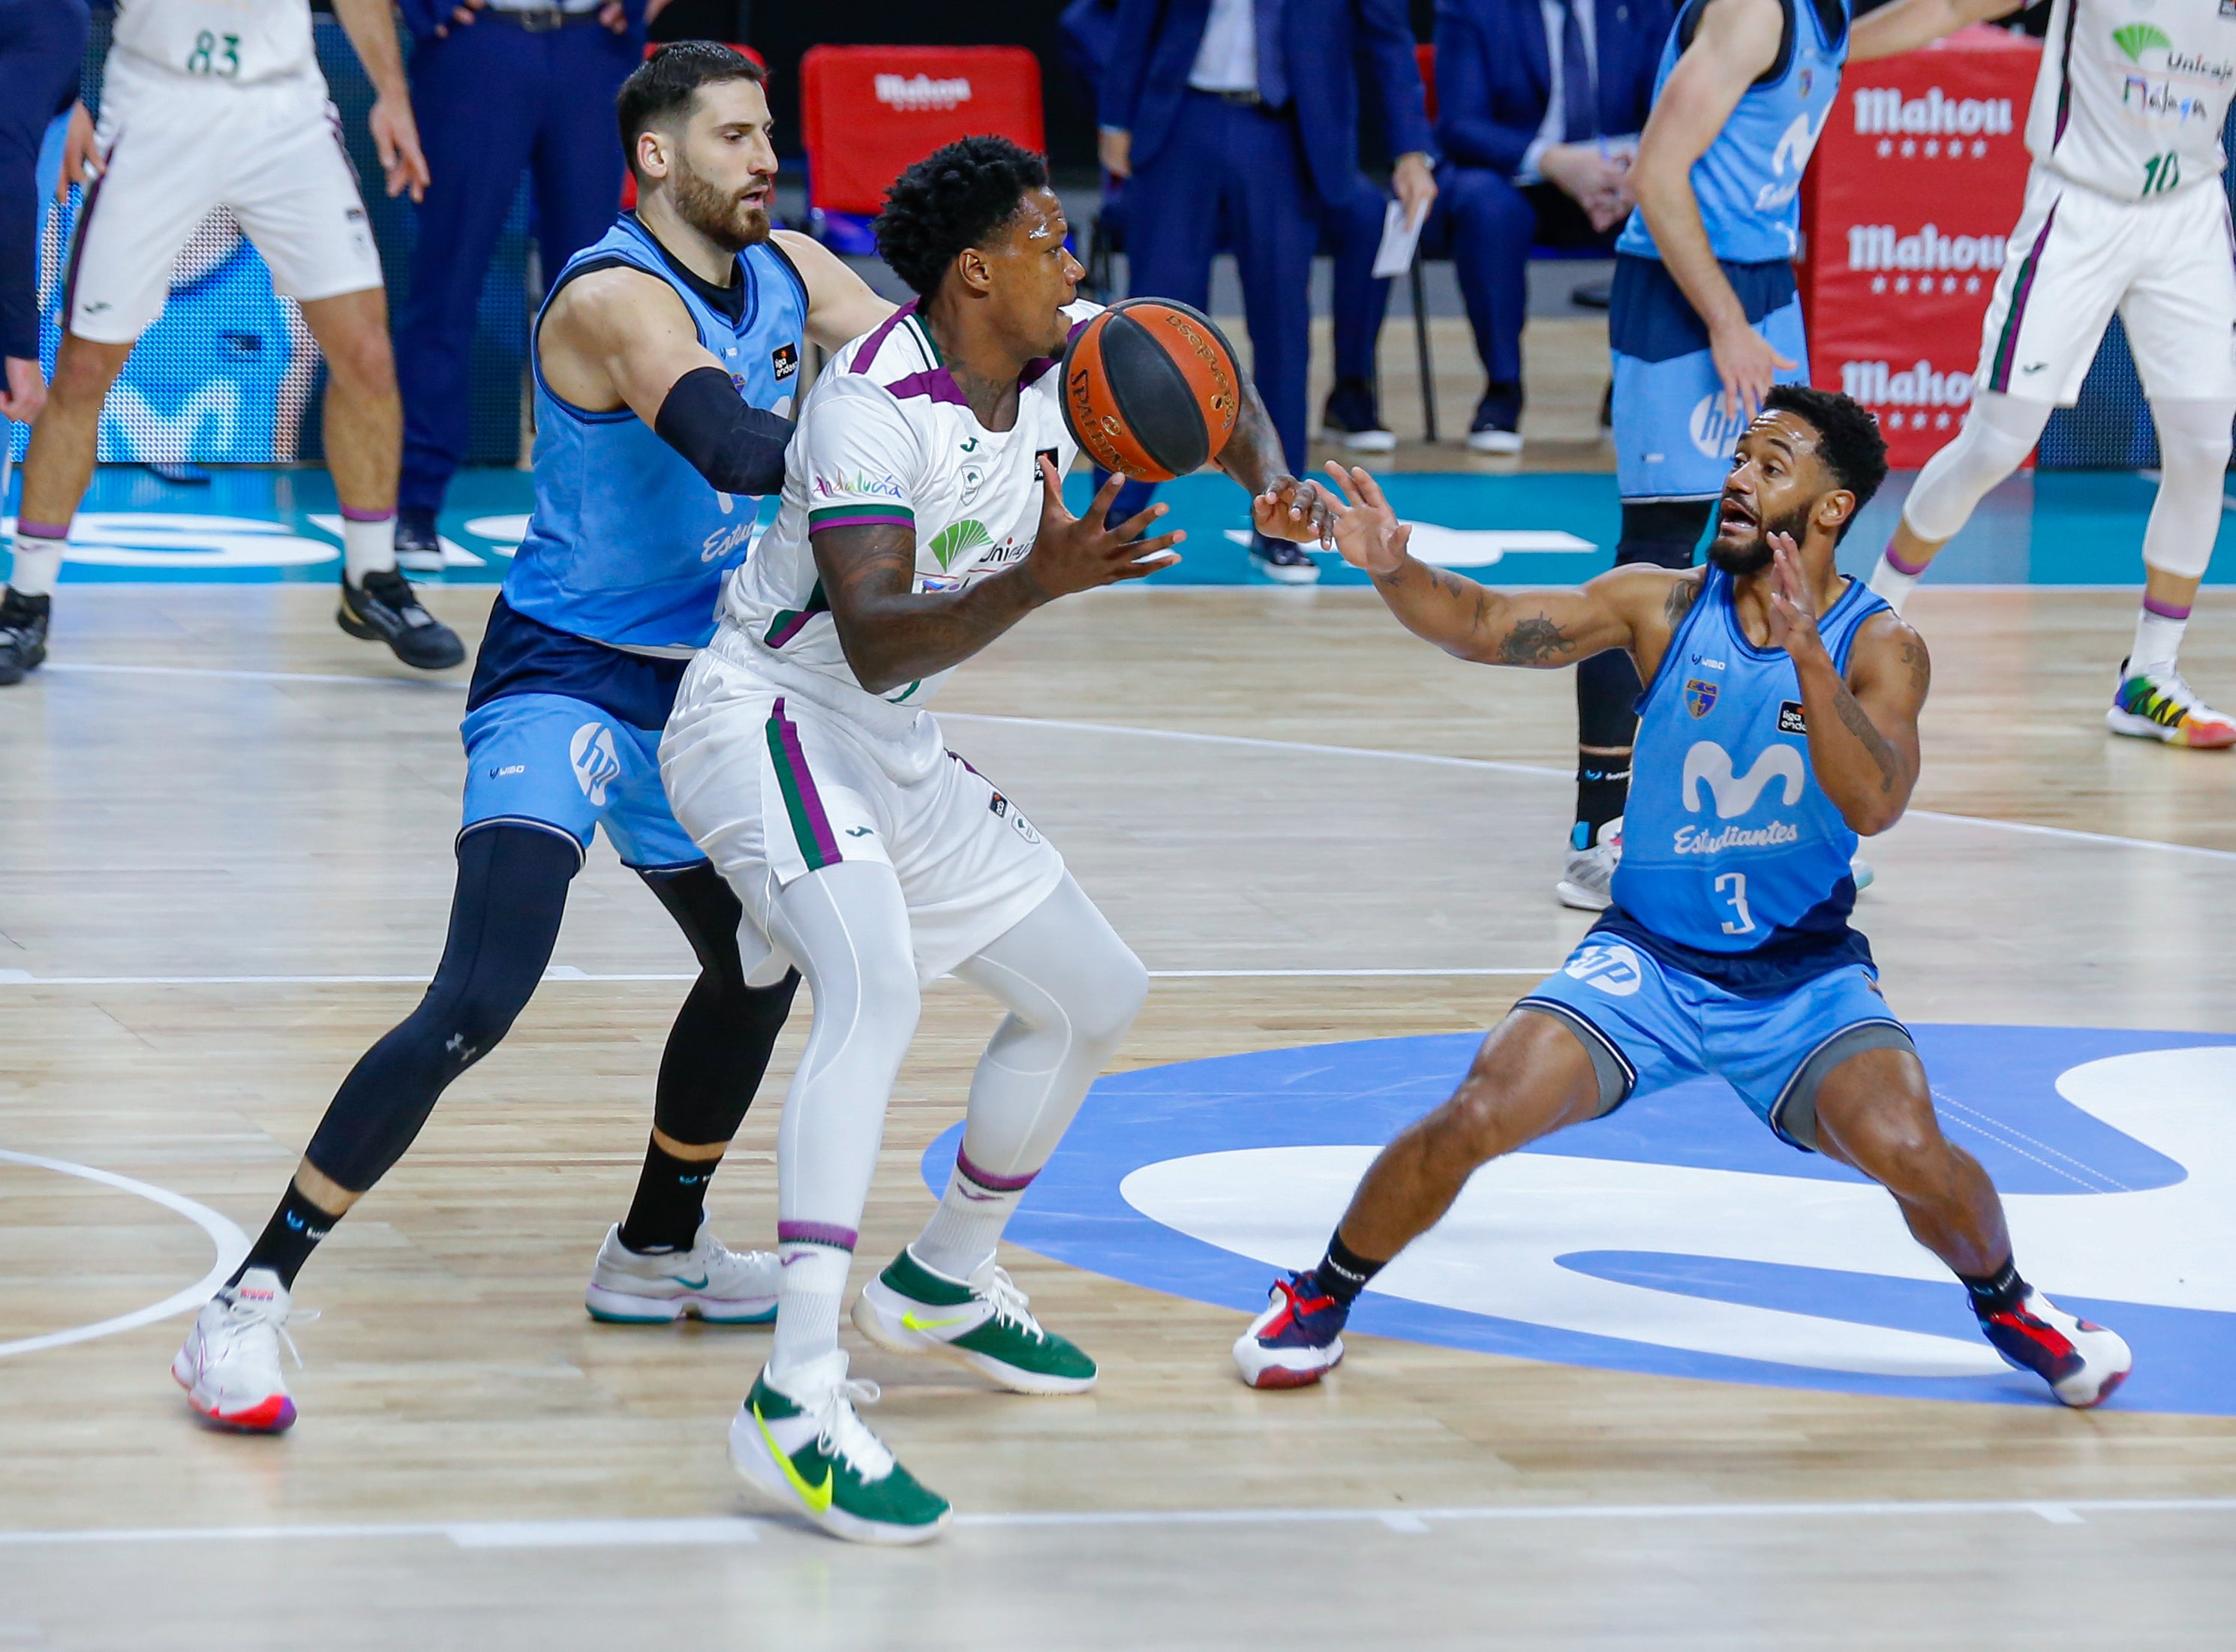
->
xmin=1555 ymin=817 xmax=1621 ymax=912
xmin=1850 ymin=857 xmax=1875 ymax=894
xmin=170 ymin=1268 xmax=310 ymax=1432
xmin=585 ymin=1218 xmax=780 ymax=1324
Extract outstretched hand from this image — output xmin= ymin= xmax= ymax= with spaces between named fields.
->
xmin=1023 ymin=458 xmax=1184 ymax=599
xmin=1252 ymin=473 xmax=1335 ymax=548
xmin=1763 ymin=533 xmax=1826 ymax=660
xmin=1318 ymin=463 xmax=1413 ymax=575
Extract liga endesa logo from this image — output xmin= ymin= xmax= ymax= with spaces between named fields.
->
xmin=1840 ymin=358 xmax=1974 ymax=434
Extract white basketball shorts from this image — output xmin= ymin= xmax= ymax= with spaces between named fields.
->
xmin=1975 ymin=165 xmax=2236 ymax=407
xmin=660 ymin=635 xmax=1067 ymax=984
xmin=70 ymin=71 xmax=382 ymax=344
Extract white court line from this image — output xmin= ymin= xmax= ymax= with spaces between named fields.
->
xmin=0 ymin=1150 xmax=248 ymax=1360
xmin=2 ymin=1495 xmax=2234 ymax=1549
xmin=44 ymin=662 xmax=464 ymax=689
xmin=27 ymin=662 xmax=2236 ymax=865
xmin=0 ymin=966 xmax=1558 ymax=988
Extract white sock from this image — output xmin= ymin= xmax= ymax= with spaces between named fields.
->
xmin=768 ymin=1241 xmax=850 ymax=1382
xmin=8 ymin=527 xmax=66 ymax=599
xmin=1867 ymin=551 xmax=1923 ymax=614
xmin=2129 ymin=603 xmax=2189 ymax=675
xmin=341 ymin=511 xmax=397 ymax=585
xmin=910 ymin=1161 xmax=1028 ymax=1282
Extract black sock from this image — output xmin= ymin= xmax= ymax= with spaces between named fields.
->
xmin=1958 ymin=1257 xmax=2027 ymax=1318
xmin=1312 ymin=1232 xmax=1387 ymax=1306
xmin=229 ymin=1182 xmax=344 ymax=1291
xmin=618 ymin=1135 xmax=720 ymax=1254
xmin=1573 ymin=761 xmax=1631 ymax=849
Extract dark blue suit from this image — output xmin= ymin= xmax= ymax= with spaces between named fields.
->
xmin=1420 ymin=0 xmax=1665 ymax=392
xmin=1101 ymin=0 xmax=1431 ymax=486
xmin=394 ymin=2 xmax=645 ymax=518
xmin=0 ymin=0 xmax=88 ymax=367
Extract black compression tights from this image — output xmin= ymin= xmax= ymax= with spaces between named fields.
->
xmin=1573 ymin=499 xmax=1717 ymax=834
xmin=302 ymin=824 xmax=798 ymax=1195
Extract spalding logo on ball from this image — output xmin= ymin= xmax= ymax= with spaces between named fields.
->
xmin=1061 ymin=298 xmax=1243 ymax=482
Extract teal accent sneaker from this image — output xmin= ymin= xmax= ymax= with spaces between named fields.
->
xmin=584 ymin=1218 xmax=779 ymax=1325
xmin=852 ymin=1247 xmax=1098 ymax=1395
xmin=729 ymin=1353 xmax=951 ymax=1545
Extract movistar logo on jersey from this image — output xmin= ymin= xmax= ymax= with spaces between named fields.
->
xmin=570 ymin=722 xmax=623 ymax=806
xmin=1681 ymin=740 xmax=1804 ymax=818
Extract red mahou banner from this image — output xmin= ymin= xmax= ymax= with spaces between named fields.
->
xmin=1799 ymin=26 xmax=2042 ymax=466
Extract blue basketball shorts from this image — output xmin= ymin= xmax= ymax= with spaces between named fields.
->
xmin=1516 ymin=935 xmax=1914 ymax=1152
xmin=1609 ymin=253 xmax=1812 ymax=503
xmin=459 ymin=691 xmax=705 ymax=872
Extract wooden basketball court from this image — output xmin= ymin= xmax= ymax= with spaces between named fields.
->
xmin=2 ymin=579 xmax=2233 ymax=1647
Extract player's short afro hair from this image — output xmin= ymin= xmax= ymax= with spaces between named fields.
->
xmin=874 ymin=135 xmax=1051 ymax=299
xmin=1763 ymin=384 xmax=1889 ymax=540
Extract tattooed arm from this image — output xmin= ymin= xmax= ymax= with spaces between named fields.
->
xmin=1764 ymin=541 xmax=1929 ymax=834
xmin=813 ymin=461 xmax=1183 ymax=695
xmin=1317 ymin=464 xmax=1696 ymax=670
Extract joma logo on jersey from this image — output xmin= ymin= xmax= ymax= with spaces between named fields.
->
xmin=570 ymin=723 xmax=623 ymax=806
xmin=1685 ymin=678 xmax=1720 ymax=718
xmin=1682 ymin=740 xmax=1805 ymax=818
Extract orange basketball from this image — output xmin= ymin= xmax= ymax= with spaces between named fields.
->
xmin=1060 ymin=299 xmax=1243 ymax=482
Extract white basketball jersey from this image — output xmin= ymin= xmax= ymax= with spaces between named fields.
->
xmin=2027 ymin=0 xmax=2236 ymax=200
xmin=716 ymin=301 xmax=1096 ymax=726
xmin=110 ymin=0 xmax=320 ymax=91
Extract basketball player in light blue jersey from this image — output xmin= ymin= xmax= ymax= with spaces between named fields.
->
xmin=1561 ymin=0 xmax=1847 ymax=912
xmin=170 ymin=45 xmax=897 ymax=1434
xmin=1236 ymin=386 xmax=2133 ymax=1410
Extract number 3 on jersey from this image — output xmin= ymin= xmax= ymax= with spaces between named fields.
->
xmin=1715 ymin=872 xmax=1756 ymax=936
xmin=186 ymin=29 xmax=241 ymax=78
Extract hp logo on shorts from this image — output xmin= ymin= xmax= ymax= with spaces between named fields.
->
xmin=570 ymin=722 xmax=623 ymax=806
xmin=1564 ymin=942 xmax=1645 ymax=997
xmin=1689 ymin=392 xmax=1748 ymax=460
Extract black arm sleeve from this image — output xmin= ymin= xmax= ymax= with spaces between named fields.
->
xmin=654 ymin=365 xmax=796 ymax=497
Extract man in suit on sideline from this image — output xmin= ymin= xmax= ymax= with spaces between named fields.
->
xmin=389 ymin=0 xmax=651 ymax=571
xmin=1098 ymin=0 xmax=1434 ymax=584
xmin=1420 ymin=0 xmax=1667 ymax=452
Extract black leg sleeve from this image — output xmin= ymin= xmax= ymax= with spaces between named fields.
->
xmin=302 ymin=825 xmax=579 ymax=1191
xmin=1573 ymin=500 xmax=1718 ymax=839
xmin=638 ymin=862 xmax=801 ymax=1148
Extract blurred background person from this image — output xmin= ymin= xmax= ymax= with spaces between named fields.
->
xmin=389 ymin=0 xmax=653 ymax=571
xmin=1098 ymin=0 xmax=1433 ymax=583
xmin=1421 ymin=0 xmax=1663 ymax=454
xmin=0 ymin=0 xmax=91 ymax=686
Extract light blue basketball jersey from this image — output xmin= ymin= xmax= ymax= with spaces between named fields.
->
xmin=1616 ymin=0 xmax=1849 ymax=265
xmin=1612 ymin=566 xmax=1888 ymax=955
xmin=503 ymin=215 xmax=810 ymax=651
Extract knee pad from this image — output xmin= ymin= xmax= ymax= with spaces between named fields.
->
xmin=2142 ymin=398 xmax=2235 ymax=581
xmin=1900 ymin=392 xmax=2048 ymax=542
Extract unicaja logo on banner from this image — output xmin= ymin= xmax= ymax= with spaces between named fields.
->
xmin=875 ymin=74 xmax=972 ymax=111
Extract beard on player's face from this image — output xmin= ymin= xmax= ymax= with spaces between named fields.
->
xmin=1708 ymin=488 xmax=1814 ymax=575
xmin=666 ymin=148 xmax=772 ymax=254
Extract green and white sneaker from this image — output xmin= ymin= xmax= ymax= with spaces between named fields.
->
xmin=852 ymin=1247 xmax=1098 ymax=1395
xmin=729 ymin=1352 xmax=951 ymax=1545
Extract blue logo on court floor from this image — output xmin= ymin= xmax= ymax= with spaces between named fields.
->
xmin=922 ymin=1025 xmax=2236 ymax=1413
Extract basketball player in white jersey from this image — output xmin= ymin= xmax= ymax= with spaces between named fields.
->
xmin=1853 ymin=0 xmax=2236 ymax=749
xmin=659 ymin=135 xmax=1332 ymax=1543
xmin=0 ymin=0 xmax=463 ymax=685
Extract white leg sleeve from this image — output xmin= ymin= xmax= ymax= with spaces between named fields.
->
xmin=910 ymin=874 xmax=1149 ymax=1280
xmin=760 ymin=860 xmax=921 ymax=1375
xmin=1900 ymin=391 xmax=2052 ymax=543
xmin=2141 ymin=398 xmax=2234 ymax=582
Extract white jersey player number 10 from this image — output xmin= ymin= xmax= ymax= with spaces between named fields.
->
xmin=2029 ymin=0 xmax=2236 ymax=202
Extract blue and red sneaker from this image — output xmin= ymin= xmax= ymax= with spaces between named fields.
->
xmin=1979 ymin=1289 xmax=2131 ymax=1408
xmin=1234 ymin=1271 xmax=1349 ymax=1389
